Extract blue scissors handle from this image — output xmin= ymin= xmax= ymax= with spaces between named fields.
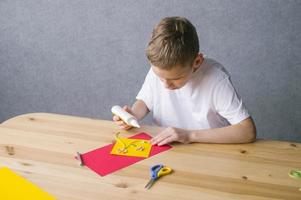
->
xmin=151 ymin=164 xmax=163 ymax=179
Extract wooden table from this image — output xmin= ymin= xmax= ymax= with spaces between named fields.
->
xmin=0 ymin=113 xmax=300 ymax=200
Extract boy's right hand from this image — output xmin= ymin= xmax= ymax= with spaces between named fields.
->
xmin=112 ymin=105 xmax=135 ymax=130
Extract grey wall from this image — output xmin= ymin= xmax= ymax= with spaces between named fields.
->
xmin=0 ymin=0 xmax=300 ymax=142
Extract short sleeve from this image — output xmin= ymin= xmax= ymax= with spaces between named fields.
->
xmin=136 ymin=69 xmax=154 ymax=111
xmin=213 ymin=77 xmax=250 ymax=124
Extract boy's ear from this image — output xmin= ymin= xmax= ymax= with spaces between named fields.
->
xmin=192 ymin=53 xmax=204 ymax=69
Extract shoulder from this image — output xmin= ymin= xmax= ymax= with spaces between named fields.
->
xmin=142 ymin=68 xmax=157 ymax=84
xmin=201 ymin=58 xmax=230 ymax=83
xmin=141 ymin=67 xmax=161 ymax=91
xmin=188 ymin=58 xmax=231 ymax=94
xmin=145 ymin=68 xmax=156 ymax=80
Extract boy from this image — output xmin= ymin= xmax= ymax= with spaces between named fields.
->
xmin=113 ymin=17 xmax=256 ymax=146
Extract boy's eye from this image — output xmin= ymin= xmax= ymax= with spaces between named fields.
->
xmin=172 ymin=76 xmax=184 ymax=80
xmin=160 ymin=76 xmax=184 ymax=82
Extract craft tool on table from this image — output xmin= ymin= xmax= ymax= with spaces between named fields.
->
xmin=289 ymin=170 xmax=301 ymax=179
xmin=111 ymin=105 xmax=140 ymax=128
xmin=76 ymin=151 xmax=84 ymax=166
xmin=145 ymin=164 xmax=173 ymax=189
xmin=289 ymin=169 xmax=301 ymax=191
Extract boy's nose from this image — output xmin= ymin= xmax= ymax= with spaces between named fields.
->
xmin=163 ymin=80 xmax=173 ymax=88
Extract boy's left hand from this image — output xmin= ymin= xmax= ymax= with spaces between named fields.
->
xmin=150 ymin=127 xmax=191 ymax=146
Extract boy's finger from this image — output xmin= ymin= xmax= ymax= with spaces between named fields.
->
xmin=121 ymin=124 xmax=132 ymax=130
xmin=113 ymin=115 xmax=120 ymax=121
xmin=157 ymin=135 xmax=174 ymax=146
xmin=123 ymin=105 xmax=131 ymax=113
xmin=151 ymin=131 xmax=170 ymax=145
xmin=124 ymin=126 xmax=132 ymax=130
xmin=116 ymin=120 xmax=126 ymax=126
xmin=114 ymin=115 xmax=127 ymax=124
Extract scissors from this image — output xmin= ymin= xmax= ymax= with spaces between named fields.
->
xmin=145 ymin=164 xmax=172 ymax=189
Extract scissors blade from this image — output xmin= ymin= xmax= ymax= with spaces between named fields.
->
xmin=145 ymin=179 xmax=155 ymax=189
xmin=144 ymin=178 xmax=153 ymax=188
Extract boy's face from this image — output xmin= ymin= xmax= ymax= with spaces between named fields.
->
xmin=151 ymin=54 xmax=203 ymax=90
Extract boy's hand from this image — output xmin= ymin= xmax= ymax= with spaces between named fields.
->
xmin=150 ymin=127 xmax=191 ymax=146
xmin=112 ymin=105 xmax=135 ymax=130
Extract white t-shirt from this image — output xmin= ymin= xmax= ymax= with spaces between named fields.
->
xmin=136 ymin=58 xmax=250 ymax=130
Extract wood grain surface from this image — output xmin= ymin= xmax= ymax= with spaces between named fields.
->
xmin=0 ymin=113 xmax=300 ymax=200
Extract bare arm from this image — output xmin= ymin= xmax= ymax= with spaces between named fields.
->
xmin=151 ymin=117 xmax=256 ymax=145
xmin=189 ymin=117 xmax=256 ymax=143
xmin=131 ymin=100 xmax=150 ymax=121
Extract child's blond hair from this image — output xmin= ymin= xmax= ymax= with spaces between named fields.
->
xmin=146 ymin=17 xmax=199 ymax=70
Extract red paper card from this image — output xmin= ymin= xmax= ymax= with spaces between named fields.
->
xmin=80 ymin=132 xmax=172 ymax=176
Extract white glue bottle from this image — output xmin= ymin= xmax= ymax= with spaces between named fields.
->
xmin=111 ymin=105 xmax=140 ymax=128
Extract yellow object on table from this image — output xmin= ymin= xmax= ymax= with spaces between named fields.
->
xmin=110 ymin=132 xmax=152 ymax=158
xmin=0 ymin=167 xmax=55 ymax=200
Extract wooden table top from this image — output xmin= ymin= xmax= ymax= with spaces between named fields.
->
xmin=0 ymin=113 xmax=300 ymax=200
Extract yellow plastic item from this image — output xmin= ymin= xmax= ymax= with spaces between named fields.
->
xmin=157 ymin=166 xmax=173 ymax=178
xmin=0 ymin=167 xmax=56 ymax=200
xmin=111 ymin=132 xmax=152 ymax=158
